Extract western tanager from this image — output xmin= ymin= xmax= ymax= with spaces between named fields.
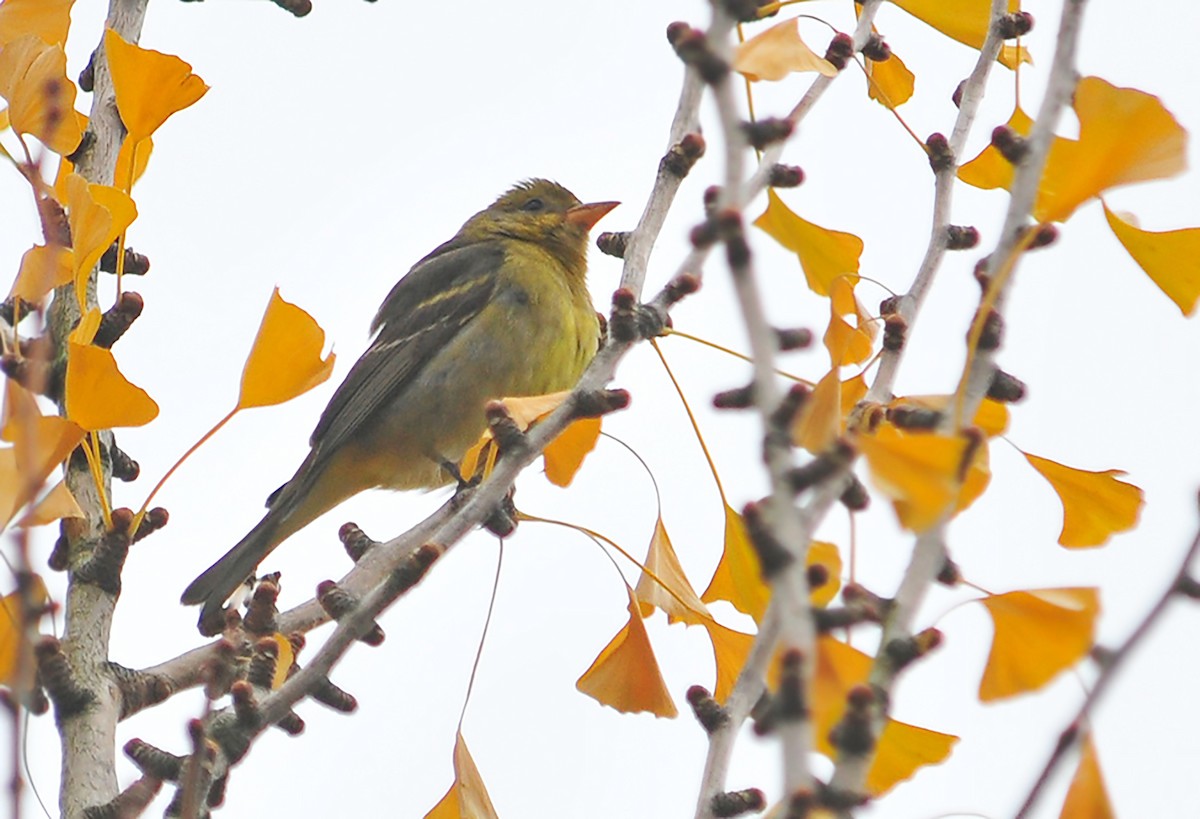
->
xmin=182 ymin=179 xmax=617 ymax=629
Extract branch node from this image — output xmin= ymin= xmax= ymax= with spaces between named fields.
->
xmin=838 ymin=474 xmax=870 ymax=511
xmin=945 ymin=224 xmax=980 ymax=250
xmin=742 ymin=501 xmax=794 ymax=579
xmin=73 ymin=510 xmax=134 ymax=596
xmin=125 ymin=737 xmax=183 ymax=781
xmin=242 ymin=578 xmax=280 ymax=636
xmin=741 ymin=118 xmax=793 ymax=150
xmin=82 ymin=775 xmax=162 ymax=819
xmin=596 ymin=231 xmax=629 ymax=259
xmin=316 ymin=581 xmax=385 ymax=646
xmin=35 ymin=637 xmax=93 ymax=718
xmin=987 ymin=368 xmax=1027 ymax=403
xmin=339 ymin=522 xmax=378 ymax=563
xmin=711 ymin=788 xmax=766 ymax=817
xmin=995 ymin=11 xmax=1035 ymax=39
xmin=110 ymin=662 xmax=174 ymax=719
xmin=685 ymin=685 xmax=729 ymax=734
xmin=925 ymin=132 xmax=954 ymax=172
xmin=768 ymin=163 xmax=805 ymax=188
xmin=823 ymin=32 xmax=855 ymax=70
xmin=661 ymin=132 xmax=706 ymax=178
xmin=667 ymin=24 xmax=729 ymax=83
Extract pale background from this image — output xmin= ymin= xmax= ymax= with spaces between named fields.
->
xmin=2 ymin=1 xmax=1199 ymax=817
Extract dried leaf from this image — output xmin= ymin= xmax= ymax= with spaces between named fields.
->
xmin=16 ymin=479 xmax=82 ymax=527
xmin=426 ymin=732 xmax=500 ymax=819
xmin=1059 ymin=735 xmax=1115 ymax=819
xmin=1023 ymin=453 xmax=1143 ymax=548
xmin=635 ymin=517 xmax=709 ymax=625
xmin=733 ymin=17 xmax=837 ymax=81
xmin=978 ymin=588 xmax=1099 ymax=701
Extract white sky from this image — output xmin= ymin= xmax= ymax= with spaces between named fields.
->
xmin=3 ymin=1 xmax=1200 ymax=817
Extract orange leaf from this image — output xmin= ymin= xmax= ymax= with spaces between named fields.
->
xmin=808 ymin=541 xmax=841 ymax=608
xmin=866 ymin=48 xmax=914 ymax=109
xmin=11 ymin=243 xmax=72 ymax=304
xmin=1034 ymin=77 xmax=1187 ymax=222
xmin=576 ymin=585 xmax=677 ymax=718
xmin=754 ymin=189 xmax=862 ymax=297
xmin=1060 ymin=736 xmax=1115 ymax=819
xmin=270 ymin=633 xmax=294 ymax=691
xmin=733 ymin=17 xmax=837 ymax=82
xmin=823 ymin=278 xmax=876 ymax=368
xmin=543 ymin=416 xmax=600 ymax=487
xmin=634 ymin=516 xmax=709 ymax=625
xmin=0 ymin=575 xmax=48 ymax=689
xmin=16 ymin=479 xmax=82 ymax=527
xmin=1103 ymin=203 xmax=1200 ymax=316
xmin=958 ymin=106 xmax=1034 ymax=191
xmin=103 ymin=29 xmax=208 ymax=143
xmin=868 ymin=719 xmax=959 ymax=796
xmin=0 ymin=35 xmax=82 ymax=153
xmin=65 ymin=342 xmax=158 ymax=430
xmin=237 ymin=288 xmax=336 ymax=410
xmin=978 ymin=588 xmax=1099 ymax=701
xmin=793 ymin=367 xmax=841 ymax=453
xmin=425 ymin=732 xmax=500 ymax=819
xmin=700 ymin=617 xmax=753 ymax=704
xmin=700 ymin=503 xmax=770 ymax=623
xmin=0 ymin=0 xmax=74 ymax=47
xmin=858 ymin=424 xmax=976 ymax=532
xmin=0 ymin=380 xmax=39 ymax=442
xmin=1023 ymin=453 xmax=1143 ymax=548
xmin=890 ymin=0 xmax=1030 ymax=69
xmin=54 ymin=120 xmax=153 ymax=193
xmin=62 ymin=172 xmax=137 ymax=309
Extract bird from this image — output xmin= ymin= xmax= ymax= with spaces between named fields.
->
xmin=182 ymin=179 xmax=618 ymax=631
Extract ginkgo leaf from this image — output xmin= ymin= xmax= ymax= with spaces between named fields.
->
xmin=237 ymin=289 xmax=336 ymax=410
xmin=62 ymin=172 xmax=137 ymax=308
xmin=0 ymin=0 xmax=74 ymax=47
xmin=958 ymin=106 xmax=1034 ymax=190
xmin=1060 ymin=736 xmax=1115 ymax=819
xmin=1 ymin=380 xmax=40 ymax=442
xmin=12 ymin=413 xmax=85 ymax=493
xmin=543 ymin=416 xmax=600 ymax=487
xmin=426 ymin=732 xmax=500 ymax=819
xmin=733 ymin=17 xmax=837 ymax=82
xmin=16 ymin=479 xmax=82 ymax=528
xmin=701 ymin=503 xmax=770 ymax=623
xmin=635 ymin=517 xmax=709 ymax=625
xmin=793 ymin=367 xmax=841 ymax=453
xmin=1103 ymin=203 xmax=1200 ymax=316
xmin=700 ymin=616 xmax=753 ymax=704
xmin=104 ymin=29 xmax=208 ymax=144
xmin=824 ymin=278 xmax=876 ymax=368
xmin=270 ymin=633 xmax=294 ymax=691
xmin=808 ymin=541 xmax=842 ymax=608
xmin=866 ymin=47 xmax=914 ymax=109
xmin=755 ymin=189 xmax=862 ymax=297
xmin=1023 ymin=453 xmax=1143 ymax=548
xmin=1034 ymin=77 xmax=1187 ymax=223
xmin=978 ymin=588 xmax=1099 ymax=701
xmin=55 ymin=114 xmax=154 ymax=191
xmin=65 ymin=342 xmax=159 ymax=430
xmin=0 ymin=575 xmax=48 ymax=688
xmin=69 ymin=306 xmax=102 ymax=346
xmin=11 ymin=244 xmax=73 ymax=304
xmin=576 ymin=585 xmax=677 ymax=718
xmin=0 ymin=35 xmax=82 ymax=154
xmin=858 ymin=424 xmax=976 ymax=532
xmin=813 ymin=638 xmax=957 ymax=794
xmin=889 ymin=0 xmax=1030 ymax=69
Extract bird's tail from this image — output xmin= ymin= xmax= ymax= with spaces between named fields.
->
xmin=181 ymin=511 xmax=284 ymax=633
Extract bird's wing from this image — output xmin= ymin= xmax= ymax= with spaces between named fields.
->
xmin=307 ymin=239 xmax=505 ymax=463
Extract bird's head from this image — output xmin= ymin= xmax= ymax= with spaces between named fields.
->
xmin=461 ymin=179 xmax=618 ymax=273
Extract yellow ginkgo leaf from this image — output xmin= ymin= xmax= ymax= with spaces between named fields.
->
xmin=103 ymin=29 xmax=208 ymax=144
xmin=979 ymin=588 xmax=1099 ymax=701
xmin=576 ymin=585 xmax=677 ymax=718
xmin=65 ymin=342 xmax=159 ymax=430
xmin=1103 ymin=203 xmax=1200 ymax=316
xmin=16 ymin=479 xmax=83 ymax=528
xmin=890 ymin=0 xmax=1030 ymax=69
xmin=858 ymin=424 xmax=976 ymax=532
xmin=1034 ymin=77 xmax=1187 ymax=223
xmin=793 ymin=367 xmax=841 ymax=454
xmin=700 ymin=616 xmax=753 ymax=704
xmin=425 ymin=732 xmax=500 ymax=819
xmin=812 ymin=637 xmax=957 ymax=794
xmin=63 ymin=172 xmax=137 ymax=309
xmin=1060 ymin=736 xmax=1115 ymax=819
xmin=1023 ymin=453 xmax=1143 ymax=548
xmin=237 ymin=288 xmax=336 ymax=410
xmin=270 ymin=633 xmax=294 ymax=691
xmin=0 ymin=575 xmax=49 ymax=688
xmin=543 ymin=416 xmax=600 ymax=487
xmin=958 ymin=106 xmax=1034 ymax=191
xmin=11 ymin=244 xmax=73 ymax=304
xmin=733 ymin=17 xmax=837 ymax=82
xmin=0 ymin=0 xmax=73 ymax=47
xmin=12 ymin=413 xmax=85 ymax=492
xmin=0 ymin=35 xmax=82 ymax=154
xmin=55 ymin=115 xmax=154 ymax=191
xmin=701 ymin=503 xmax=770 ymax=623
xmin=755 ymin=189 xmax=862 ymax=297
xmin=0 ymin=450 xmax=22 ymax=527
xmin=808 ymin=541 xmax=842 ymax=608
xmin=824 ymin=278 xmax=876 ymax=368
xmin=866 ymin=48 xmax=914 ymax=109
xmin=1 ymin=380 xmax=40 ymax=443
xmin=635 ymin=516 xmax=710 ymax=625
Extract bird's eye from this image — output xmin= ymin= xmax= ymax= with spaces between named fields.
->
xmin=521 ymin=198 xmax=545 ymax=213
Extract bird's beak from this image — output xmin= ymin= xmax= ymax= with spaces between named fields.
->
xmin=565 ymin=201 xmax=620 ymax=231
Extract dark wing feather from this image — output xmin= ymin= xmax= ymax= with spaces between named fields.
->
xmin=306 ymin=239 xmax=504 ymax=464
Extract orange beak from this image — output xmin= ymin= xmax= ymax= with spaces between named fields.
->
xmin=565 ymin=200 xmax=620 ymax=231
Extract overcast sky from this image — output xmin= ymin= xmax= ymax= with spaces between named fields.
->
xmin=3 ymin=1 xmax=1200 ymax=817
